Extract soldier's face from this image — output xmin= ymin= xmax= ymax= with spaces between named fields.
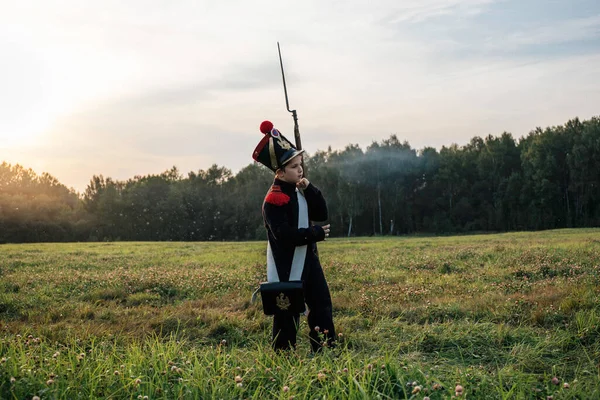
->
xmin=278 ymin=155 xmax=303 ymax=184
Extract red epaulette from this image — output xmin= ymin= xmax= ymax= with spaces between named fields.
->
xmin=265 ymin=185 xmax=290 ymax=206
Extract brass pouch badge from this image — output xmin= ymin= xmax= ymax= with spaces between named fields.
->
xmin=259 ymin=280 xmax=305 ymax=315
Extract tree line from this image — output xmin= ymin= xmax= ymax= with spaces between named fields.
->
xmin=1 ymin=116 xmax=599 ymax=243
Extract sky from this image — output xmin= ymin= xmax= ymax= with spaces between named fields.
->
xmin=1 ymin=0 xmax=599 ymax=193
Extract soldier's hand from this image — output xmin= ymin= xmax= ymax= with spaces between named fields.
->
xmin=296 ymin=178 xmax=310 ymax=190
xmin=322 ymin=224 xmax=331 ymax=239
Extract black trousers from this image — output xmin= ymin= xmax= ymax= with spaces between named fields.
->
xmin=272 ymin=258 xmax=335 ymax=352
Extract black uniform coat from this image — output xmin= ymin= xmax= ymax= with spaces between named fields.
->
xmin=262 ymin=178 xmax=336 ymax=351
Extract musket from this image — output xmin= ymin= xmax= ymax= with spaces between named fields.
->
xmin=277 ymin=42 xmax=302 ymax=151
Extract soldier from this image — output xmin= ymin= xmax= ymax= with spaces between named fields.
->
xmin=252 ymin=120 xmax=336 ymax=352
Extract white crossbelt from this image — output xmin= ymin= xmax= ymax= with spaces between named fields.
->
xmin=266 ymin=189 xmax=308 ymax=282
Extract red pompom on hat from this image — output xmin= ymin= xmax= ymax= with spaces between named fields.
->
xmin=260 ymin=120 xmax=274 ymax=134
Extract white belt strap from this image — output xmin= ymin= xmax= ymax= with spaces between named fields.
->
xmin=267 ymin=189 xmax=309 ymax=282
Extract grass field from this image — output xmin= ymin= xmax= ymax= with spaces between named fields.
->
xmin=1 ymin=229 xmax=600 ymax=399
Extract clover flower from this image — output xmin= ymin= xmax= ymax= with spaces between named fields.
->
xmin=455 ymin=384 xmax=464 ymax=396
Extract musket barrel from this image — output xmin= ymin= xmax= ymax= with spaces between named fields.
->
xmin=292 ymin=111 xmax=302 ymax=150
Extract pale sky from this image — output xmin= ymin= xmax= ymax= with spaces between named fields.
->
xmin=1 ymin=0 xmax=599 ymax=193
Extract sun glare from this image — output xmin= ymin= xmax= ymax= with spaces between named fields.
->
xmin=0 ymin=114 xmax=53 ymax=149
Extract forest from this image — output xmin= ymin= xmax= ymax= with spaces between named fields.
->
xmin=1 ymin=116 xmax=599 ymax=243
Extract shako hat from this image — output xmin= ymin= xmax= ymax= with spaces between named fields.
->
xmin=252 ymin=120 xmax=304 ymax=172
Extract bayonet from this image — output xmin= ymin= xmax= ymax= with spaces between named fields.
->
xmin=277 ymin=42 xmax=302 ymax=151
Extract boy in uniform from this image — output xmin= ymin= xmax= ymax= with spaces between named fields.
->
xmin=252 ymin=120 xmax=336 ymax=351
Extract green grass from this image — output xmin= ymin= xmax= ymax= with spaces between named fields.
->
xmin=1 ymin=229 xmax=600 ymax=399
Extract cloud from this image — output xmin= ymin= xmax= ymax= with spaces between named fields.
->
xmin=376 ymin=0 xmax=600 ymax=64
xmin=498 ymin=14 xmax=600 ymax=48
xmin=379 ymin=0 xmax=495 ymax=24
